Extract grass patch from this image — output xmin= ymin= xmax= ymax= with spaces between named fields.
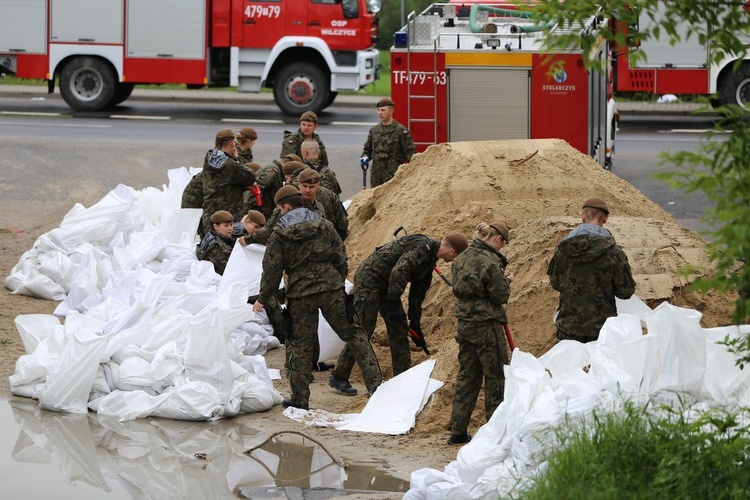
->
xmin=0 ymin=339 xmax=11 ymax=345
xmin=521 ymin=401 xmax=750 ymax=500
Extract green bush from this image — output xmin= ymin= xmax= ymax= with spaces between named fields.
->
xmin=520 ymin=401 xmax=750 ymax=500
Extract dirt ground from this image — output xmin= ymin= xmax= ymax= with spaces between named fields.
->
xmin=0 ymin=139 xmax=739 ymax=490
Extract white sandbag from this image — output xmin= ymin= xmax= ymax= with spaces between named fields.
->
xmin=12 ymin=274 xmax=67 ymax=301
xmin=109 ymin=357 xmax=156 ymax=392
xmin=38 ymin=251 xmax=74 ymax=287
xmin=125 ymin=231 xmax=167 ymax=267
xmin=38 ymin=312 xmax=111 ymax=413
xmin=219 ymin=242 xmax=267 ymax=295
xmin=162 ymin=208 xmax=202 ymax=246
xmin=702 ymin=325 xmax=750 ymax=403
xmin=15 ymin=314 xmax=61 ymax=354
xmin=646 ymin=302 xmax=706 ymax=395
xmin=616 ymin=294 xmax=653 ymax=326
xmin=94 ymin=389 xmax=170 ymax=420
xmin=151 ymin=381 xmax=224 ymax=420
xmin=9 ymin=326 xmax=66 ymax=394
xmin=338 ymin=360 xmax=438 ymax=435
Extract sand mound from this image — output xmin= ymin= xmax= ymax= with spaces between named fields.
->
xmin=342 ymin=139 xmax=737 ymax=435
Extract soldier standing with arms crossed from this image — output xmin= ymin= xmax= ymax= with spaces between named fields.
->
xmin=252 ymin=185 xmax=383 ymax=409
xmin=360 ymin=98 xmax=416 ymax=188
xmin=447 ymin=221 xmax=513 ymax=445
xmin=547 ymin=197 xmax=636 ymax=343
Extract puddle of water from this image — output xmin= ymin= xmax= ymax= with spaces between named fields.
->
xmin=0 ymin=399 xmax=409 ymax=498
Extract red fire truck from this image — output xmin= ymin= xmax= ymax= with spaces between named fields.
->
xmin=0 ymin=0 xmax=380 ymax=115
xmin=390 ymin=2 xmax=616 ymax=168
xmin=614 ymin=1 xmax=750 ymax=108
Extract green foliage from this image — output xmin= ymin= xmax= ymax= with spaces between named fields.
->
xmin=377 ymin=0 xmax=435 ymax=50
xmin=521 ymin=401 xmax=750 ymax=500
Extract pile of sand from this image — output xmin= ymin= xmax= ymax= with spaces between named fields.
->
xmin=341 ymin=139 xmax=737 ymax=436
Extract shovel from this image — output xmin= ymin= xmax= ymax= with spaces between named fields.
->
xmin=361 ymin=160 xmax=369 ymax=189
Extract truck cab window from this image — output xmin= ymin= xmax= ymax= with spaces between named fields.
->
xmin=341 ymin=0 xmax=359 ymax=19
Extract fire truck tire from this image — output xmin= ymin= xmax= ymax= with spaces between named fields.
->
xmin=718 ymin=61 xmax=750 ymax=110
xmin=110 ymin=83 xmax=135 ymax=107
xmin=322 ymin=91 xmax=338 ymax=110
xmin=273 ymin=62 xmax=330 ymax=116
xmin=60 ymin=57 xmax=116 ymax=111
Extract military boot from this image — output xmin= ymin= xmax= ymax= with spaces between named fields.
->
xmin=328 ymin=376 xmax=357 ymax=396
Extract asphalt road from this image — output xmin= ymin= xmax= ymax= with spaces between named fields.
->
xmin=0 ymin=91 xmax=718 ymax=234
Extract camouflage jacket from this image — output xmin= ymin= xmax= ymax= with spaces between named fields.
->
xmin=255 ymin=160 xmax=284 ymax=217
xmin=547 ymin=224 xmax=636 ymax=340
xmin=452 ymin=238 xmax=511 ymax=323
xmin=196 ymin=229 xmax=235 ymax=275
xmin=237 ymin=148 xmax=253 ymax=164
xmin=181 ymin=171 xmax=203 ymax=209
xmin=280 ymin=129 xmax=329 ymax=167
xmin=201 ymin=149 xmax=257 ymax=223
xmin=314 ymin=186 xmax=348 ymax=240
xmin=305 ymin=158 xmax=342 ymax=196
xmin=242 ymin=196 xmax=325 ymax=246
xmin=362 ymin=234 xmax=440 ymax=326
xmin=258 ymin=208 xmax=347 ymax=303
xmin=362 ymin=121 xmax=416 ymax=167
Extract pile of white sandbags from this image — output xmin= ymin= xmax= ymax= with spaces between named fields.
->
xmin=405 ymin=300 xmax=750 ymax=499
xmin=5 ymin=168 xmax=284 ymax=420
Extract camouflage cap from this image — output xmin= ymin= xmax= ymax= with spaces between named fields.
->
xmin=300 ymin=111 xmax=318 ymax=123
xmin=238 ymin=127 xmax=258 ymax=141
xmin=445 ymin=233 xmax=469 ymax=254
xmin=210 ymin=210 xmax=234 ymax=224
xmin=245 ymin=209 xmax=266 ymax=227
xmin=376 ymin=98 xmax=395 ymax=108
xmin=297 ymin=168 xmax=321 ymax=185
xmin=274 ymin=185 xmax=303 ymax=205
xmin=489 ymin=221 xmax=510 ymax=242
xmin=283 ymin=153 xmax=302 ymax=163
xmin=215 ymin=128 xmax=234 ymax=142
xmin=283 ymin=160 xmax=305 ymax=175
xmin=582 ymin=197 xmax=609 ymax=215
xmin=245 ymin=162 xmax=262 ymax=171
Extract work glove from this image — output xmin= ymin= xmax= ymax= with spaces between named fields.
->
xmin=249 ymin=183 xmax=262 ymax=206
xmin=409 ymin=323 xmax=426 ymax=349
xmin=360 ymin=156 xmax=370 ymax=168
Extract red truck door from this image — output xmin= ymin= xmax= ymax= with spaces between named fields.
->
xmin=306 ymin=0 xmax=359 ymax=52
xmin=239 ymin=0 xmax=306 ymax=48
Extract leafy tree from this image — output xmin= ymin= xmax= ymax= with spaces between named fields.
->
xmin=530 ymin=0 xmax=750 ymax=361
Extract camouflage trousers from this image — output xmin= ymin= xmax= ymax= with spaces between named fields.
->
xmin=370 ymin=161 xmax=399 ymax=188
xmin=287 ymin=290 xmax=382 ymax=405
xmin=332 ymin=282 xmax=411 ymax=381
xmin=449 ymin=319 xmax=509 ymax=435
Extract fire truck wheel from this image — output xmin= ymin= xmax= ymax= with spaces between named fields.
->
xmin=322 ymin=91 xmax=338 ymax=110
xmin=60 ymin=57 xmax=116 ymax=111
xmin=110 ymin=83 xmax=135 ymax=107
xmin=718 ymin=61 xmax=750 ymax=111
xmin=273 ymin=62 xmax=330 ymax=116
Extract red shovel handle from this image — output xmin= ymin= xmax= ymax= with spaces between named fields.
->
xmin=503 ymin=323 xmax=516 ymax=351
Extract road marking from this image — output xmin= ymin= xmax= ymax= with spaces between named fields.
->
xmin=222 ymin=118 xmax=284 ymax=124
xmin=110 ymin=114 xmax=171 ymax=120
xmin=0 ymin=111 xmax=61 ymax=117
xmin=670 ymin=128 xmax=729 ymax=134
xmin=0 ymin=120 xmax=111 ymax=128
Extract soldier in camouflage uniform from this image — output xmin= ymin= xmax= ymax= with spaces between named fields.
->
xmin=547 ymin=197 xmax=636 ymax=343
xmin=297 ymin=168 xmax=348 ymax=241
xmin=448 ymin=221 xmax=514 ymax=445
xmin=280 ymin=111 xmax=329 ymax=167
xmin=360 ymin=98 xmax=416 ymax=188
xmin=236 ymin=127 xmax=258 ymax=164
xmin=181 ymin=171 xmax=206 ymax=237
xmin=329 ymin=232 xmax=468 ymax=396
xmin=301 ymin=139 xmax=342 ymax=196
xmin=253 ymin=185 xmax=383 ymax=409
xmin=201 ymin=128 xmax=257 ymax=234
xmin=255 ymin=157 xmax=288 ymax=218
xmin=196 ymin=210 xmax=236 ymax=275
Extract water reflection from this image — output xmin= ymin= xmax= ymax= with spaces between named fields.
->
xmin=3 ymin=400 xmax=409 ymax=498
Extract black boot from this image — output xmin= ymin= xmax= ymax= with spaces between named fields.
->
xmin=282 ymin=398 xmax=309 ymax=410
xmin=328 ymin=376 xmax=357 ymax=396
xmin=447 ymin=432 xmax=472 ymax=445
xmin=314 ymin=361 xmax=335 ymax=372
